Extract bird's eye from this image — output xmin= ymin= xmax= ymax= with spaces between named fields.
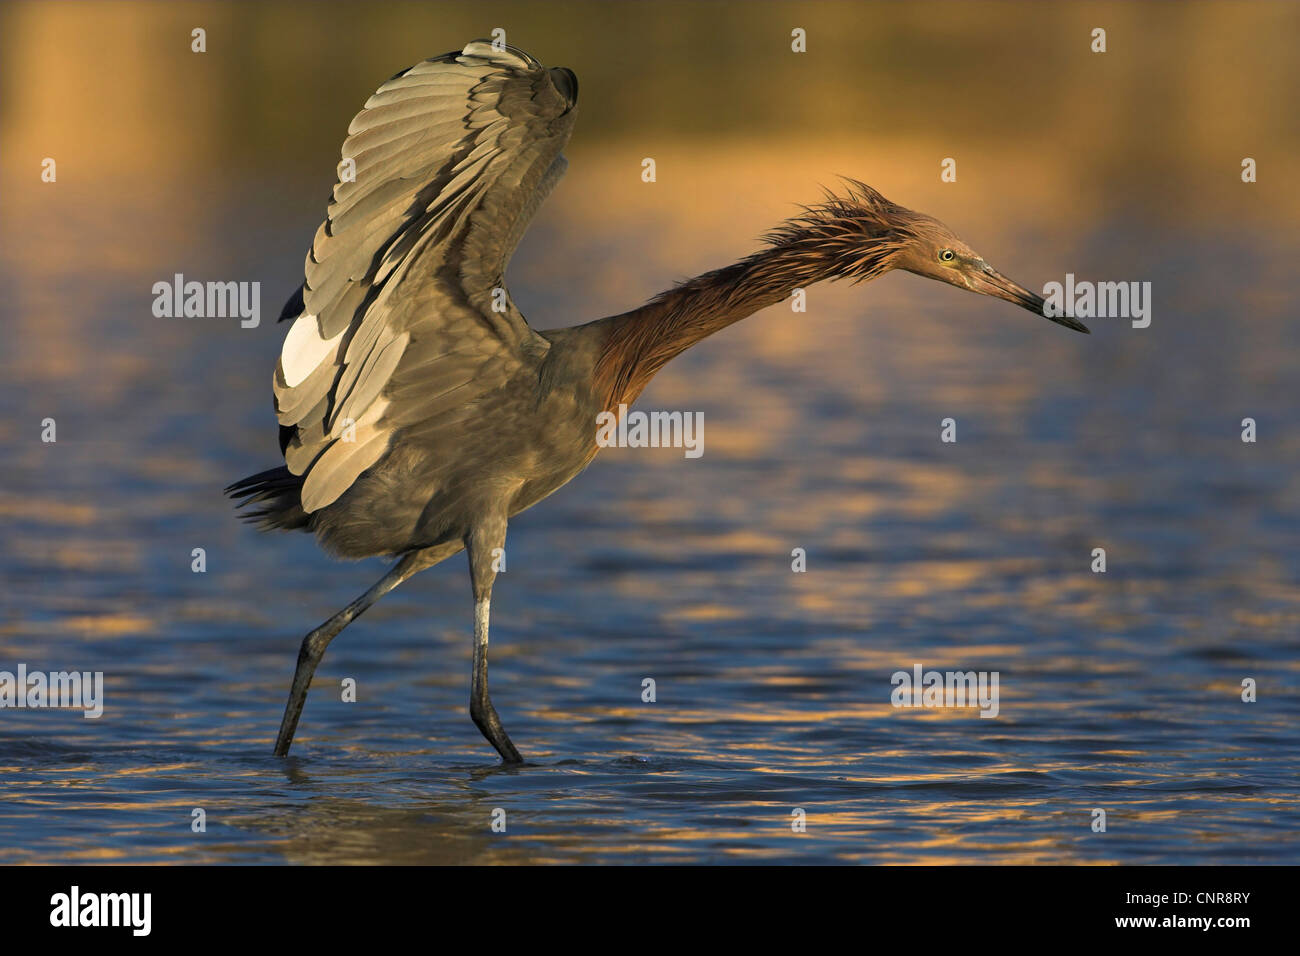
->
xmin=939 ymin=249 xmax=956 ymax=262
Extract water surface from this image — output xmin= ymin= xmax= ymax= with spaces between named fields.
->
xmin=1 ymin=0 xmax=1297 ymax=864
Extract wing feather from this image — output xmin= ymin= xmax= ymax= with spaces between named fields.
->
xmin=271 ymin=41 xmax=577 ymax=513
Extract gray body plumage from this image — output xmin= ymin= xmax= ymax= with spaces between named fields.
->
xmin=229 ymin=42 xmax=603 ymax=560
xmin=309 ymin=323 xmax=605 ymax=559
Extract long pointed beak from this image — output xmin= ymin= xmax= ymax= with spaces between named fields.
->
xmin=973 ymin=264 xmax=1090 ymax=334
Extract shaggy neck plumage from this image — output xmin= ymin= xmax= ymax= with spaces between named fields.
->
xmin=593 ymin=206 xmax=910 ymax=411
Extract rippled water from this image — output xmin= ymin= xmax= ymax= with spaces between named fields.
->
xmin=2 ymin=1 xmax=1299 ymax=864
xmin=3 ymin=179 xmax=1297 ymax=863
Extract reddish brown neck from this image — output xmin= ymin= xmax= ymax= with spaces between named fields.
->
xmin=592 ymin=247 xmax=828 ymax=411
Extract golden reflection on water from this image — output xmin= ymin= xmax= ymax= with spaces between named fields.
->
xmin=1 ymin=1 xmax=1298 ymax=864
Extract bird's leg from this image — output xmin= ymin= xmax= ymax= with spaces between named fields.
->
xmin=466 ymin=516 xmax=523 ymax=763
xmin=273 ymin=548 xmax=436 ymax=756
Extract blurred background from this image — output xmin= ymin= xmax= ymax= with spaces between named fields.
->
xmin=0 ymin=0 xmax=1297 ymax=864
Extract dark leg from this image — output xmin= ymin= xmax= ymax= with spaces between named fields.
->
xmin=273 ymin=547 xmax=446 ymax=756
xmin=466 ymin=516 xmax=523 ymax=763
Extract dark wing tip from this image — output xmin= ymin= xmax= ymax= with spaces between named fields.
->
xmin=277 ymin=284 xmax=305 ymax=323
xmin=548 ymin=66 xmax=578 ymax=110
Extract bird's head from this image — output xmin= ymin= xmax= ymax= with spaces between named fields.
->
xmin=772 ymin=180 xmax=1089 ymax=334
xmin=890 ymin=213 xmax=1089 ymax=333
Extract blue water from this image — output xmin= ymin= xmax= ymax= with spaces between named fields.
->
xmin=2 ymin=160 xmax=1299 ymax=863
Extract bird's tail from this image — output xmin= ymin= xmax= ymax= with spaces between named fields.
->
xmin=224 ymin=466 xmax=310 ymax=532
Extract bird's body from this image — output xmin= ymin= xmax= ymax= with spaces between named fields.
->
xmin=273 ymin=324 xmax=607 ymax=560
xmin=228 ymin=41 xmax=1086 ymax=763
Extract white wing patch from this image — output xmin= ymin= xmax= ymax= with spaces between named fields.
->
xmin=280 ymin=312 xmax=343 ymax=387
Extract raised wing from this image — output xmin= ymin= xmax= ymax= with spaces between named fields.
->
xmin=273 ymin=41 xmax=578 ymax=513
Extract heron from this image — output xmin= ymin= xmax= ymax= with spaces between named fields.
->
xmin=226 ymin=40 xmax=1089 ymax=764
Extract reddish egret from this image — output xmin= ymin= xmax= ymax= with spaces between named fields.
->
xmin=227 ymin=41 xmax=1088 ymax=764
